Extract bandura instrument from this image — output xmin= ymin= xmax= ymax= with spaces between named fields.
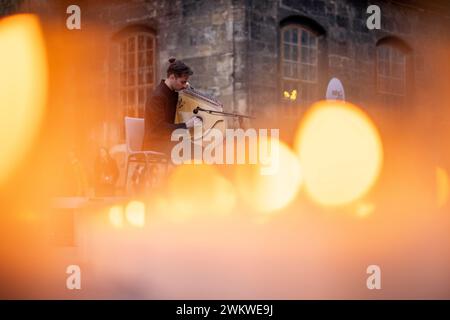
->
xmin=175 ymin=84 xmax=254 ymax=143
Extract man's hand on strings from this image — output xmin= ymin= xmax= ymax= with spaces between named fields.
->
xmin=185 ymin=115 xmax=203 ymax=128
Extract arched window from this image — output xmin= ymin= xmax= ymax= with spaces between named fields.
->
xmin=118 ymin=31 xmax=155 ymax=118
xmin=376 ymin=37 xmax=411 ymax=107
xmin=280 ymin=17 xmax=326 ymax=114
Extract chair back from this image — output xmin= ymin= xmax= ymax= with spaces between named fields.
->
xmin=124 ymin=117 xmax=145 ymax=153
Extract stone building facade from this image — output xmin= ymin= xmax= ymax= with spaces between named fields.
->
xmin=2 ymin=0 xmax=450 ymax=156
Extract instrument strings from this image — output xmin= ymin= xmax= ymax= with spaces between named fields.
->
xmin=184 ymin=85 xmax=223 ymax=108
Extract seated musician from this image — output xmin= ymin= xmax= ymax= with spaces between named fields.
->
xmin=142 ymin=57 xmax=201 ymax=154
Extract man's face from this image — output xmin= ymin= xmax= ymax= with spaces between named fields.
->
xmin=169 ymin=74 xmax=189 ymax=91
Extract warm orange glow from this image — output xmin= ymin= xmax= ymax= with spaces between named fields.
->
xmin=234 ymin=138 xmax=303 ymax=213
xmin=166 ymin=164 xmax=236 ymax=221
xmin=295 ymin=101 xmax=383 ymax=207
xmin=435 ymin=166 xmax=449 ymax=208
xmin=355 ymin=202 xmax=376 ymax=218
xmin=108 ymin=205 xmax=124 ymax=228
xmin=0 ymin=14 xmax=48 ymax=185
xmin=125 ymin=201 xmax=146 ymax=227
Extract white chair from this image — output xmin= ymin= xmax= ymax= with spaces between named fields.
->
xmin=124 ymin=117 xmax=168 ymax=192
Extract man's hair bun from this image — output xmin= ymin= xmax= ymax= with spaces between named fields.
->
xmin=166 ymin=57 xmax=193 ymax=77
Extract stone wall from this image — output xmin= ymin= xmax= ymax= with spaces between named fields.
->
xmin=245 ymin=0 xmax=450 ymax=114
xmin=242 ymin=0 xmax=450 ymax=158
xmin=82 ymin=0 xmax=242 ymax=142
xmin=1 ymin=0 xmax=449 ymax=152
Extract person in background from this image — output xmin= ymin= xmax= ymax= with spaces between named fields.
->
xmin=58 ymin=149 xmax=90 ymax=197
xmin=93 ymin=147 xmax=119 ymax=197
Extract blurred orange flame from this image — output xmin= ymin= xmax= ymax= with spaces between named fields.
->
xmin=0 ymin=14 xmax=48 ymax=186
xmin=295 ymin=100 xmax=383 ymax=207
